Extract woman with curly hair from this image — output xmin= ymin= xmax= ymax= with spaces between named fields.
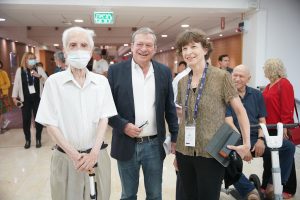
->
xmin=262 ymin=58 xmax=296 ymax=199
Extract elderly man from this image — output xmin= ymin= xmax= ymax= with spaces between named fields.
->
xmin=53 ymin=51 xmax=67 ymax=73
xmin=108 ymin=27 xmax=178 ymax=200
xmin=36 ymin=26 xmax=117 ymax=200
xmin=225 ymin=65 xmax=295 ymax=200
xmin=92 ymin=47 xmax=109 ymax=77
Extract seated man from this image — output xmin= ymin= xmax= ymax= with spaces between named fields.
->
xmin=225 ymin=65 xmax=295 ymax=200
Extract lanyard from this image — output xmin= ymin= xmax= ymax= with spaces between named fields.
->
xmin=25 ymin=69 xmax=35 ymax=86
xmin=184 ymin=65 xmax=208 ymax=121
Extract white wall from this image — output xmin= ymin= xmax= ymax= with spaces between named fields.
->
xmin=243 ymin=0 xmax=300 ymax=100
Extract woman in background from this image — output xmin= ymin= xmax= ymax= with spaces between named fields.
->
xmin=262 ymin=58 xmax=296 ymax=199
xmin=12 ymin=52 xmax=48 ymax=149
xmin=0 ymin=60 xmax=12 ymax=133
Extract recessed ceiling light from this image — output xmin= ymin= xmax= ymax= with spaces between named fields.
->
xmin=0 ymin=18 xmax=6 ymax=22
xmin=206 ymin=37 xmax=210 ymax=40
xmin=171 ymin=47 xmax=174 ymax=50
xmin=219 ymin=34 xmax=223 ymax=37
xmin=62 ymin=21 xmax=72 ymax=25
xmin=123 ymin=43 xmax=128 ymax=46
xmin=159 ymin=50 xmax=163 ymax=52
xmin=15 ymin=40 xmax=18 ymax=42
xmin=74 ymin=19 xmax=84 ymax=23
xmin=181 ymin=24 xmax=189 ymax=28
xmin=161 ymin=35 xmax=168 ymax=38
xmin=53 ymin=44 xmax=59 ymax=47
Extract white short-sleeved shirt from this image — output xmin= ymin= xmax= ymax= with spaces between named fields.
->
xmin=92 ymin=59 xmax=109 ymax=74
xmin=172 ymin=67 xmax=191 ymax=107
xmin=36 ymin=68 xmax=117 ymax=150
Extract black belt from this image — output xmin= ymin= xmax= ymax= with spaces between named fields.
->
xmin=56 ymin=142 xmax=108 ymax=154
xmin=135 ymin=135 xmax=157 ymax=143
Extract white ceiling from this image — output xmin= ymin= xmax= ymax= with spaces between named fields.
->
xmin=0 ymin=0 xmax=258 ymax=55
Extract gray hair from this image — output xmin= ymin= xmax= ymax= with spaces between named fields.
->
xmin=131 ymin=27 xmax=157 ymax=46
xmin=54 ymin=51 xmax=65 ymax=63
xmin=62 ymin=26 xmax=95 ymax=49
xmin=93 ymin=47 xmax=103 ymax=56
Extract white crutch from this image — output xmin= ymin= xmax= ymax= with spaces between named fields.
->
xmin=89 ymin=163 xmax=98 ymax=200
xmin=259 ymin=122 xmax=299 ymax=200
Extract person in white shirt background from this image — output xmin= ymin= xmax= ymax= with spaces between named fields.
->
xmin=36 ymin=26 xmax=117 ymax=200
xmin=92 ymin=47 xmax=109 ymax=77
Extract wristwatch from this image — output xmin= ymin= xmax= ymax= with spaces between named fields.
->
xmin=258 ymin=136 xmax=264 ymax=141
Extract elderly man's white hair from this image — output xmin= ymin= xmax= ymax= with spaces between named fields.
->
xmin=233 ymin=64 xmax=251 ymax=77
xmin=62 ymin=26 xmax=95 ymax=49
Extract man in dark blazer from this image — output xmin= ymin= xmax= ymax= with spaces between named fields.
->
xmin=108 ymin=27 xmax=178 ymax=200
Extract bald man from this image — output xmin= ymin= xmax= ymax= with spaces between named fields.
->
xmin=225 ymin=65 xmax=295 ymax=200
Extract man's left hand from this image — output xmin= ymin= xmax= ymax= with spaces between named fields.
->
xmin=76 ymin=150 xmax=98 ymax=172
xmin=283 ymin=128 xmax=289 ymax=140
xmin=252 ymin=139 xmax=265 ymax=157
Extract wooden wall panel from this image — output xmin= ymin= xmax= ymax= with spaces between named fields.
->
xmin=39 ymin=50 xmax=55 ymax=75
xmin=210 ymin=34 xmax=242 ymax=68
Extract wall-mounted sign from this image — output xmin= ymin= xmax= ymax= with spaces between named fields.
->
xmin=94 ymin=12 xmax=114 ymax=24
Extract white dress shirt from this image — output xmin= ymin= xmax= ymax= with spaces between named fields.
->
xmin=36 ymin=68 xmax=117 ymax=150
xmin=92 ymin=59 xmax=109 ymax=74
xmin=172 ymin=67 xmax=191 ymax=107
xmin=131 ymin=59 xmax=157 ymax=137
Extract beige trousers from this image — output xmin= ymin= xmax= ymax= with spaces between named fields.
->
xmin=50 ymin=148 xmax=111 ymax=200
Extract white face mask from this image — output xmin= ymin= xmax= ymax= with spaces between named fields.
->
xmin=27 ymin=59 xmax=36 ymax=67
xmin=66 ymin=50 xmax=91 ymax=69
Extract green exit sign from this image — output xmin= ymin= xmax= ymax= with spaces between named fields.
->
xmin=94 ymin=12 xmax=114 ymax=24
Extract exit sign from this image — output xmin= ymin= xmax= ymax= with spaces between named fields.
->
xmin=94 ymin=12 xmax=114 ymax=24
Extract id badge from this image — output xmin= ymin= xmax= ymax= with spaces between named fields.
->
xmin=185 ymin=125 xmax=196 ymax=147
xmin=28 ymin=85 xmax=36 ymax=94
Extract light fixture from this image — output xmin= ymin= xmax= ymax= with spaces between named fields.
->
xmin=15 ymin=40 xmax=18 ymax=42
xmin=219 ymin=34 xmax=223 ymax=37
xmin=181 ymin=24 xmax=189 ymax=28
xmin=171 ymin=47 xmax=174 ymax=50
xmin=53 ymin=44 xmax=59 ymax=47
xmin=159 ymin=50 xmax=163 ymax=52
xmin=123 ymin=43 xmax=128 ymax=46
xmin=206 ymin=37 xmax=210 ymax=40
xmin=0 ymin=18 xmax=6 ymax=22
xmin=161 ymin=34 xmax=168 ymax=38
xmin=74 ymin=19 xmax=84 ymax=23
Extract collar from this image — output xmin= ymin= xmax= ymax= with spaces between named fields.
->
xmin=131 ymin=59 xmax=154 ymax=73
xmin=239 ymin=86 xmax=252 ymax=99
xmin=61 ymin=67 xmax=98 ymax=87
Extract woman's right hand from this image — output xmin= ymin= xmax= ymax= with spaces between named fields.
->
xmin=227 ymin=144 xmax=250 ymax=160
xmin=12 ymin=97 xmax=19 ymax=106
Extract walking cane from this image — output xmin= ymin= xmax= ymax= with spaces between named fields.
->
xmin=89 ymin=163 xmax=98 ymax=200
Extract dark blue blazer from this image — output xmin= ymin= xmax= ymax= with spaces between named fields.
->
xmin=108 ymin=59 xmax=178 ymax=161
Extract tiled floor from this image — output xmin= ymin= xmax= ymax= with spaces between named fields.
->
xmin=0 ymin=127 xmax=299 ymax=200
